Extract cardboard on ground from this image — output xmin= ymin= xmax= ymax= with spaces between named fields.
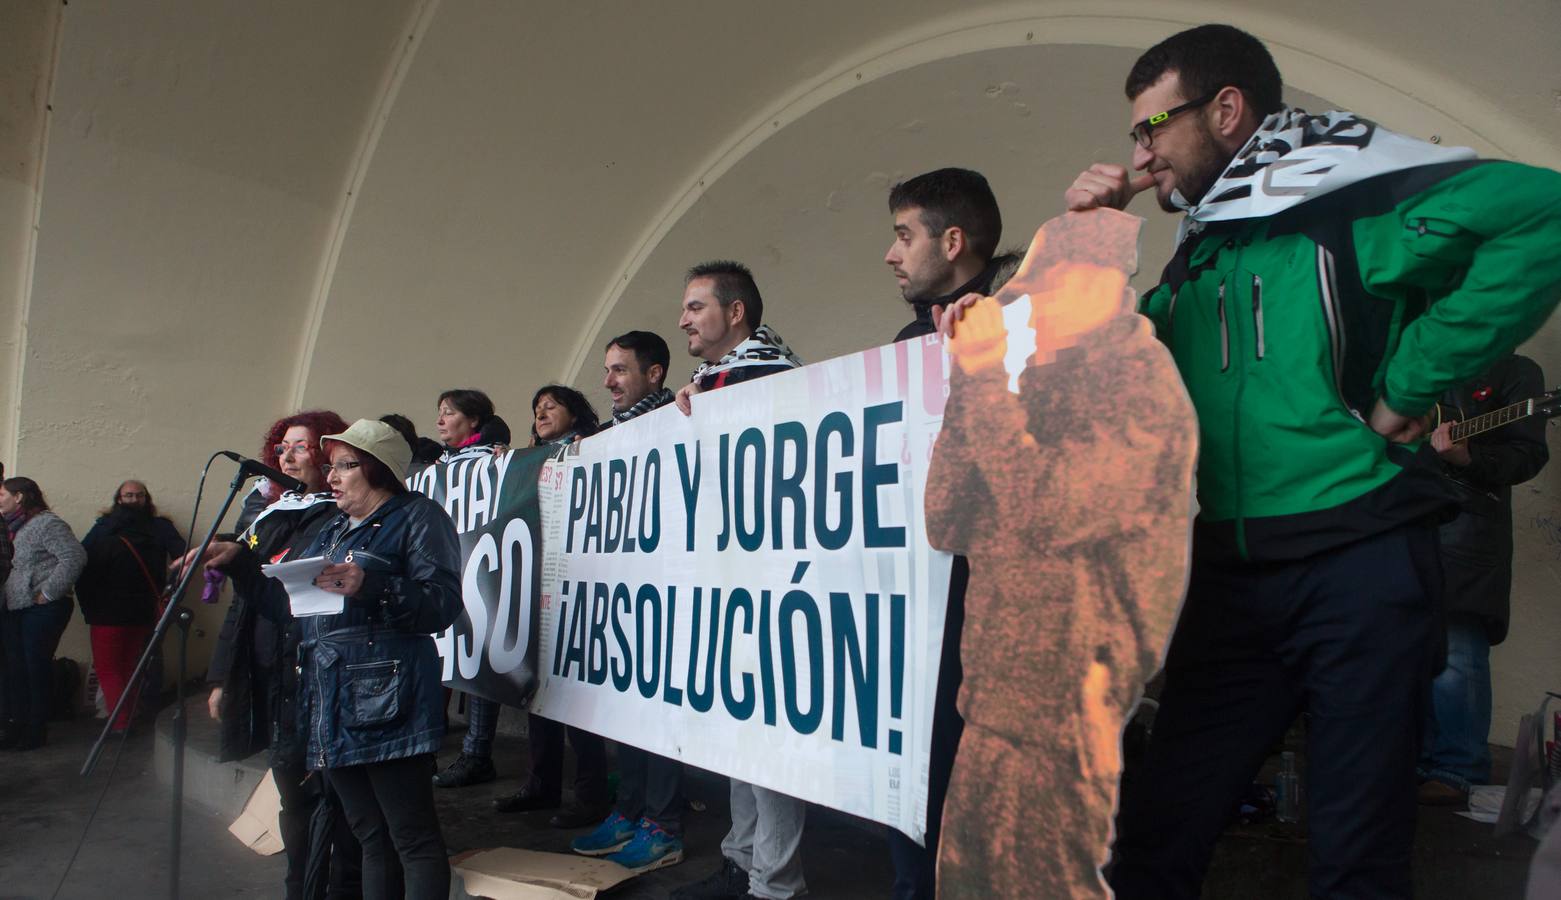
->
xmin=227 ymin=769 xmax=284 ymax=856
xmin=453 ymin=848 xmax=635 ymax=899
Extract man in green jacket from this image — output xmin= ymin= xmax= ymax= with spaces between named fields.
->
xmin=1059 ymin=23 xmax=1561 ymax=899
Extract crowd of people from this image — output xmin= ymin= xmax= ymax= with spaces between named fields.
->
xmin=0 ymin=21 xmax=1556 ymax=900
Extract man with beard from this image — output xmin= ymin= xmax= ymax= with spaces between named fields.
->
xmin=885 ymin=168 xmax=1020 ymax=344
xmin=77 ymin=480 xmax=186 ymax=730
xmin=1063 ymin=23 xmax=1561 ymax=898
xmin=881 ymin=167 xmax=1017 ymax=900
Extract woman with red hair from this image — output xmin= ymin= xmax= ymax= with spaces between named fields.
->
xmin=186 ymin=409 xmax=362 ymax=899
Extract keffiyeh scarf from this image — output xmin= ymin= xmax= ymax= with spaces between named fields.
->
xmin=611 ymin=387 xmax=676 ymax=425
xmin=1177 ymin=107 xmax=1476 ymax=240
xmin=690 ymin=325 xmax=802 ymax=383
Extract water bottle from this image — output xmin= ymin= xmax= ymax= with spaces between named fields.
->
xmin=1275 ymin=751 xmax=1302 ymax=824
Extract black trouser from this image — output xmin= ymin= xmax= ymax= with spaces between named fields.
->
xmin=888 ymin=556 xmax=967 ymax=900
xmin=615 ymin=744 xmax=684 ymax=835
xmin=1109 ymin=523 xmax=1440 ymax=900
xmin=0 ymin=598 xmax=73 ymax=732
xmin=329 ymin=754 xmax=449 ymax=900
xmin=527 ymin=712 xmax=610 ymax=807
xmin=260 ymin=659 xmax=362 ymax=900
xmin=274 ymin=763 xmax=363 ymax=900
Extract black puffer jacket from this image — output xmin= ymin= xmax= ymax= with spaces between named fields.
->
xmin=894 ymin=253 xmax=1023 ymax=343
xmin=1435 ymin=355 xmax=1550 ymax=644
xmin=209 ymin=493 xmax=338 ymax=764
xmin=76 ymin=511 xmax=182 ymax=627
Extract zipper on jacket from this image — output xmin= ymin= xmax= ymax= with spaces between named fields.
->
xmin=1217 ymin=280 xmax=1230 ymax=373
xmin=344 ymin=659 xmax=399 ymax=674
xmin=1314 ymin=245 xmax=1363 ymax=421
xmin=309 ymin=632 xmax=327 ymax=769
xmin=1250 ymin=275 xmax=1265 ymax=360
xmin=1227 ymin=240 xmax=1248 ymax=560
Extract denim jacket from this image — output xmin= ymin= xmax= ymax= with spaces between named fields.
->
xmin=296 ymin=491 xmax=462 ymax=769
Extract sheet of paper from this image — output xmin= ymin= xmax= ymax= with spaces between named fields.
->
xmin=261 ymin=555 xmax=344 ymax=617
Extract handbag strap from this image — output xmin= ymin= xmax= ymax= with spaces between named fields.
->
xmin=117 ymin=535 xmax=165 ymax=608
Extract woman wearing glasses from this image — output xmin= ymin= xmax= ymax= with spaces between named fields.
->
xmin=189 ymin=409 xmax=361 ymax=900
xmin=298 ymin=419 xmax=463 ymax=899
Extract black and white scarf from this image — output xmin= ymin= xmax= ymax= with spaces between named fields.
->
xmin=689 ymin=325 xmax=802 ymax=383
xmin=242 ymin=491 xmax=337 ymax=542
xmin=1177 ymin=108 xmax=1475 ymax=239
xmin=610 ymin=387 xmax=676 ymax=426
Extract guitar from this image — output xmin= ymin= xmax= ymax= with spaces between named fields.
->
xmin=1435 ymin=386 xmax=1561 ymax=442
xmin=1427 ymin=387 xmax=1559 ymax=509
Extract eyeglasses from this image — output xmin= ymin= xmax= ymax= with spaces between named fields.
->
xmin=321 ymin=460 xmax=364 ymax=476
xmin=1130 ymin=93 xmax=1218 ymax=148
xmin=273 ymin=441 xmax=313 ymax=459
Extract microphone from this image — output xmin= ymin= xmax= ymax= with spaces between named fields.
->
xmin=217 ymin=451 xmax=309 ymax=495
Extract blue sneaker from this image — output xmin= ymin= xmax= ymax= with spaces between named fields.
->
xmin=604 ymin=817 xmax=684 ymax=872
xmin=570 ymin=811 xmax=637 ymax=856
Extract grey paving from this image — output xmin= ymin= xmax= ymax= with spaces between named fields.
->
xmin=0 ymin=706 xmax=1540 ymax=899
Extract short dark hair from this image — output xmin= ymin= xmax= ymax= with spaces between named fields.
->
xmin=530 ymin=384 xmax=600 ymax=444
xmin=605 ymin=330 xmax=671 ymax=374
xmin=379 ymin=414 xmax=420 ymax=454
xmin=2 ymin=476 xmax=48 ymax=513
xmin=1125 ymin=24 xmax=1283 ymax=117
xmin=888 ymin=168 xmax=1002 ymax=264
xmin=436 ymin=388 xmax=495 ymax=426
xmin=686 ymin=260 xmax=764 ymax=329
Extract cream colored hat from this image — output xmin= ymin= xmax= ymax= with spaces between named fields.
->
xmin=320 ymin=419 xmax=413 ymax=479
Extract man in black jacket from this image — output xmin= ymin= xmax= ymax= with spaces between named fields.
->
xmin=77 ymin=480 xmax=186 ymax=730
xmin=880 ymin=168 xmax=1015 ymax=900
xmin=1419 ymin=355 xmax=1550 ymax=803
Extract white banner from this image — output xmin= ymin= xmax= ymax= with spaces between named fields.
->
xmin=533 ymin=337 xmax=953 ymax=842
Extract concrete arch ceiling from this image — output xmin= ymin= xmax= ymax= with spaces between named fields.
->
xmin=300 ymin=0 xmax=1561 ymax=430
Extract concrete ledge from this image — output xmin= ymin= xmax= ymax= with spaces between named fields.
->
xmin=152 ymin=702 xmax=268 ymax=822
xmin=152 ymin=691 xmax=531 ymax=822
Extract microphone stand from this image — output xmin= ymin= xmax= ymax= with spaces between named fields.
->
xmin=81 ymin=464 xmax=253 ymax=900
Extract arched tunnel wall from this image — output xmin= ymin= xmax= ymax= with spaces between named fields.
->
xmin=5 ymin=0 xmax=1558 ymax=740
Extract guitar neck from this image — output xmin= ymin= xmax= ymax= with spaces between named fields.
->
xmin=1448 ymin=398 xmax=1532 ymax=442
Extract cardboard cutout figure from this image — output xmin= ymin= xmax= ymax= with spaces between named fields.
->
xmin=926 ymin=209 xmax=1198 ymax=898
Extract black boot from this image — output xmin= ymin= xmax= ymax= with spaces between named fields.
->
xmin=431 ymin=752 xmax=496 ymax=788
xmin=670 ymin=857 xmax=750 ymax=900
xmin=0 ymin=721 xmax=21 ymax=750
